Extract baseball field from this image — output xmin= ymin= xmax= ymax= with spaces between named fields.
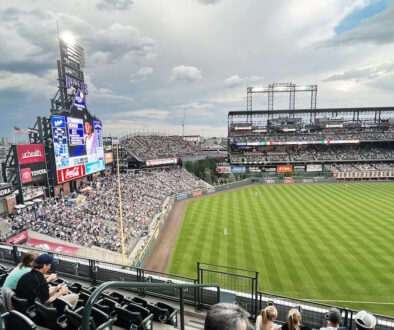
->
xmin=167 ymin=182 xmax=394 ymax=316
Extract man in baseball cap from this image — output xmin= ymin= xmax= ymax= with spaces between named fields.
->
xmin=15 ymin=253 xmax=78 ymax=308
xmin=355 ymin=311 xmax=377 ymax=330
xmin=320 ymin=308 xmax=343 ymax=330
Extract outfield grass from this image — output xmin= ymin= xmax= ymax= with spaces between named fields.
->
xmin=167 ymin=182 xmax=394 ymax=316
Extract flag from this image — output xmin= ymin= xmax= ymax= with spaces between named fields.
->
xmin=13 ymin=126 xmax=27 ymax=134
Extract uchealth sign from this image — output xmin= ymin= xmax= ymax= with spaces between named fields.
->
xmin=57 ymin=164 xmax=86 ymax=184
xmin=16 ymin=144 xmax=45 ymax=165
xmin=26 ymin=238 xmax=78 ymax=256
xmin=6 ymin=230 xmax=28 ymax=245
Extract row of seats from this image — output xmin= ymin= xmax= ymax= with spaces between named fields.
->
xmin=0 ymin=265 xmax=178 ymax=330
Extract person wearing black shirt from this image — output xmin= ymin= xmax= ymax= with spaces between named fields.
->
xmin=15 ymin=253 xmax=77 ymax=306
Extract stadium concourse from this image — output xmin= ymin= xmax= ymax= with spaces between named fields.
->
xmin=1 ymin=167 xmax=207 ymax=260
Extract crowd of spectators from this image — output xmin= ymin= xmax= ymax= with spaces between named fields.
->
xmin=122 ymin=135 xmax=200 ymax=160
xmin=2 ymin=168 xmax=205 ymax=252
xmin=325 ymin=162 xmax=394 ymax=172
xmin=229 ymin=130 xmax=394 ymax=142
xmin=231 ymin=145 xmax=394 ymax=164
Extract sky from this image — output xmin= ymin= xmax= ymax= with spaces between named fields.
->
xmin=1 ymin=0 xmax=394 ymax=140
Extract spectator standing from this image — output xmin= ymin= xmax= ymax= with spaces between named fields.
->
xmin=355 ymin=311 xmax=376 ymax=330
xmin=320 ymin=308 xmax=345 ymax=330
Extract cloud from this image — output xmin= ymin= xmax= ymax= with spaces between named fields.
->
xmin=316 ymin=4 xmax=394 ymax=47
xmin=224 ymin=75 xmax=242 ymax=88
xmin=130 ymin=67 xmax=154 ymax=82
xmin=0 ymin=70 xmax=55 ymax=95
xmin=198 ymin=0 xmax=221 ymax=4
xmin=96 ymin=0 xmax=133 ymax=11
xmin=324 ymin=61 xmax=394 ymax=82
xmin=169 ymin=65 xmax=202 ymax=82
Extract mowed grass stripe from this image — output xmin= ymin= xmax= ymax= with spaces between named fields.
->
xmin=167 ymin=182 xmax=394 ymax=316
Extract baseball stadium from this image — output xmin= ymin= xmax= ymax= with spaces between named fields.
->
xmin=0 ymin=14 xmax=394 ymax=330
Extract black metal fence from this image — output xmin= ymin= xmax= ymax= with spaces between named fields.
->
xmin=1 ymin=244 xmax=393 ymax=330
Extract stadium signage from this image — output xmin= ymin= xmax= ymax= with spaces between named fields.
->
xmin=306 ymin=164 xmax=323 ymax=172
xmin=183 ymin=136 xmax=202 ymax=142
xmin=6 ymin=230 xmax=28 ymax=245
xmin=57 ymin=164 xmax=86 ymax=184
xmin=284 ymin=178 xmax=294 ymax=184
xmin=265 ymin=180 xmax=275 ymax=184
xmin=193 ymin=191 xmax=203 ymax=197
xmin=234 ymin=126 xmax=252 ymax=130
xmin=206 ymin=188 xmax=215 ymax=194
xmin=17 ymin=144 xmax=45 ymax=165
xmin=176 ymin=194 xmax=187 ymax=200
xmin=234 ymin=140 xmax=360 ymax=146
xmin=104 ymin=152 xmax=113 ymax=164
xmin=65 ymin=74 xmax=88 ymax=95
xmin=216 ymin=166 xmax=231 ymax=173
xmin=248 ymin=167 xmax=261 ymax=173
xmin=264 ymin=167 xmax=277 ymax=172
xmin=20 ymin=162 xmax=48 ymax=185
xmin=145 ymin=158 xmax=178 ymax=167
xmin=231 ymin=166 xmax=246 ymax=173
xmin=0 ymin=187 xmax=12 ymax=197
xmin=277 ymin=165 xmax=293 ymax=173
xmin=293 ymin=165 xmax=306 ymax=171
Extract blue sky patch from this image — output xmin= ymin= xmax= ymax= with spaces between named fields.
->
xmin=335 ymin=0 xmax=391 ymax=34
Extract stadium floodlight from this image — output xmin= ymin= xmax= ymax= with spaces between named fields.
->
xmin=61 ymin=32 xmax=76 ymax=46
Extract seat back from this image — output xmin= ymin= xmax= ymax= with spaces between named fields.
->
xmin=2 ymin=310 xmax=37 ymax=330
xmin=35 ymin=299 xmax=62 ymax=329
xmin=156 ymin=301 xmax=177 ymax=326
xmin=131 ymin=296 xmax=148 ymax=307
xmin=11 ymin=295 xmax=33 ymax=315
xmin=114 ymin=306 xmax=142 ymax=329
xmin=126 ymin=302 xmax=151 ymax=319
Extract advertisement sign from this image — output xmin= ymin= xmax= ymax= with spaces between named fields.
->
xmin=20 ymin=162 xmax=47 ymax=185
xmin=20 ymin=168 xmax=32 ymax=184
xmin=306 ymin=164 xmax=323 ymax=172
xmin=216 ymin=166 xmax=231 ymax=173
xmin=16 ymin=144 xmax=45 ymax=165
xmin=265 ymin=180 xmax=275 ymax=184
xmin=231 ymin=166 xmax=246 ymax=173
xmin=25 ymin=238 xmax=79 ymax=256
xmin=284 ymin=178 xmax=294 ymax=184
xmin=248 ymin=167 xmax=261 ymax=173
xmin=7 ymin=230 xmax=28 ymax=245
xmin=104 ymin=152 xmax=114 ymax=164
xmin=293 ymin=165 xmax=306 ymax=171
xmin=303 ymin=179 xmax=314 ymax=183
xmin=277 ymin=165 xmax=293 ymax=173
xmin=85 ymin=160 xmax=105 ymax=175
xmin=103 ymin=137 xmax=113 ymax=151
xmin=193 ymin=191 xmax=203 ymax=197
xmin=333 ymin=172 xmax=338 ymax=178
xmin=206 ymin=188 xmax=216 ymax=194
xmin=264 ymin=167 xmax=277 ymax=172
xmin=0 ymin=186 xmax=13 ymax=198
xmin=57 ymin=165 xmax=86 ymax=184
xmin=145 ymin=158 xmax=178 ymax=167
xmin=183 ymin=136 xmax=202 ymax=143
xmin=176 ymin=194 xmax=187 ymax=200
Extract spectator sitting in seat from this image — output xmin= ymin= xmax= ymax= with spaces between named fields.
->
xmin=320 ymin=308 xmax=346 ymax=330
xmin=1 ymin=251 xmax=39 ymax=311
xmin=355 ymin=311 xmax=376 ymax=330
xmin=256 ymin=305 xmax=281 ymax=330
xmin=15 ymin=253 xmax=78 ymax=308
xmin=204 ymin=303 xmax=250 ymax=330
xmin=281 ymin=308 xmax=313 ymax=330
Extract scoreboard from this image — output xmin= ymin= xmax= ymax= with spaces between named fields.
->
xmin=51 ymin=115 xmax=105 ymax=183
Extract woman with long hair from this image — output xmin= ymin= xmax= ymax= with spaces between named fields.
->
xmin=282 ymin=309 xmax=302 ymax=330
xmin=1 ymin=251 xmax=44 ymax=311
xmin=256 ymin=305 xmax=282 ymax=330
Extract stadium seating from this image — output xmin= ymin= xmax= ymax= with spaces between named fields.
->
xmin=1 ymin=310 xmax=37 ymax=330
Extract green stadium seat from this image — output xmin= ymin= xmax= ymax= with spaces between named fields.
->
xmin=2 ymin=310 xmax=37 ymax=330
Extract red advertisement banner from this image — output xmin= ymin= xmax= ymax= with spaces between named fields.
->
xmin=20 ymin=168 xmax=32 ymax=183
xmin=284 ymin=178 xmax=294 ymax=184
xmin=277 ymin=165 xmax=293 ymax=173
xmin=7 ymin=230 xmax=28 ymax=244
xmin=25 ymin=238 xmax=79 ymax=255
xmin=57 ymin=165 xmax=86 ymax=184
xmin=17 ymin=144 xmax=45 ymax=165
xmin=193 ymin=191 xmax=202 ymax=197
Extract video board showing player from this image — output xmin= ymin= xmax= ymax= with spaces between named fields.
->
xmin=51 ymin=112 xmax=105 ymax=183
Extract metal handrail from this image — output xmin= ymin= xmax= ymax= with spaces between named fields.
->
xmin=81 ymin=281 xmax=220 ymax=330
